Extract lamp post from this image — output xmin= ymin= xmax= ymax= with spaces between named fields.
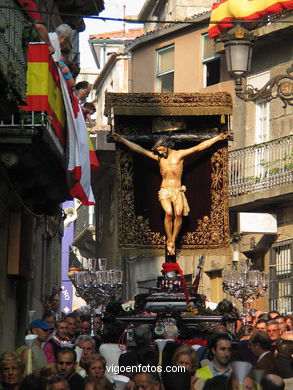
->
xmin=222 ymin=24 xmax=293 ymax=108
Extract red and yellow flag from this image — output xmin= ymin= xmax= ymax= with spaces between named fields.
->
xmin=20 ymin=43 xmax=66 ymax=145
xmin=16 ymin=0 xmax=42 ymax=22
xmin=88 ymin=135 xmax=100 ymax=171
xmin=209 ymin=0 xmax=293 ymax=38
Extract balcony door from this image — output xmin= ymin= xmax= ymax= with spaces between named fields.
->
xmin=248 ymin=72 xmax=270 ymax=182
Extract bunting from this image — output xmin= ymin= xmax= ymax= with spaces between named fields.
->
xmin=208 ymin=0 xmax=293 ymax=38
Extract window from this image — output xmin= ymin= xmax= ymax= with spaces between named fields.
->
xmin=270 ymin=241 xmax=293 ymax=314
xmin=256 ymin=100 xmax=270 ymax=144
xmin=202 ymin=34 xmax=220 ymax=87
xmin=248 ymin=72 xmax=271 ymax=179
xmin=247 ymin=72 xmax=271 ymax=144
xmin=156 ymin=45 xmax=174 ymax=92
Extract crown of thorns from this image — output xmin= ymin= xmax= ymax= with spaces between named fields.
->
xmin=152 ymin=136 xmax=175 ymax=151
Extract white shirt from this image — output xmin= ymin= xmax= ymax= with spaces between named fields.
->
xmin=48 ymin=32 xmax=61 ymax=62
xmin=99 ymin=343 xmax=125 ymax=382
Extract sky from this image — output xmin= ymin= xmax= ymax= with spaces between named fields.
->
xmin=79 ymin=0 xmax=146 ymax=70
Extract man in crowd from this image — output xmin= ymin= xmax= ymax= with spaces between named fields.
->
xmin=249 ymin=330 xmax=279 ymax=374
xmin=56 ymin=348 xmax=84 ymax=390
xmin=252 ymin=310 xmax=264 ymax=325
xmin=274 ymin=316 xmax=286 ymax=335
xmin=93 ymin=315 xmax=103 ymax=352
xmin=119 ymin=324 xmax=157 ymax=371
xmin=274 ymin=339 xmax=293 ymax=379
xmin=256 ymin=319 xmax=268 ymax=332
xmin=65 ymin=314 xmax=78 ymax=343
xmin=133 ymin=372 xmax=160 ymax=390
xmin=268 ymin=311 xmax=281 ymax=320
xmin=162 ymin=324 xmax=180 ymax=370
xmin=21 ymin=319 xmax=51 ymax=374
xmin=78 ymin=316 xmax=91 ymax=336
xmin=42 ymin=312 xmax=56 ymax=333
xmin=267 ymin=320 xmax=281 ymax=343
xmin=195 ymin=333 xmax=232 ymax=381
xmin=43 ymin=320 xmax=70 ymax=363
xmin=260 ymin=374 xmax=285 ymax=390
xmin=75 ymin=335 xmax=95 ymax=369
xmin=0 ymin=352 xmax=24 ymax=389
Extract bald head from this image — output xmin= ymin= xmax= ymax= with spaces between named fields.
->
xmin=261 ymin=374 xmax=284 ymax=390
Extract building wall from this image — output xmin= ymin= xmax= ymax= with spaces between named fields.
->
xmin=93 ymin=160 xmax=119 ymax=270
xmin=124 ymin=249 xmax=230 ymax=302
xmin=95 ymin=57 xmax=129 ymax=126
xmin=0 ymin=0 xmax=69 ymax=351
xmin=167 ymin=0 xmax=213 ymax=20
xmin=130 ymin=27 xmax=234 ymax=96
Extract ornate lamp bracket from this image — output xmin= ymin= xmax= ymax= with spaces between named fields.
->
xmin=234 ymin=64 xmax=293 ymax=108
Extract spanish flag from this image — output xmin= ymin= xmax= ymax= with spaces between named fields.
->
xmin=88 ymin=135 xmax=100 ymax=171
xmin=20 ymin=43 xmax=66 ymax=145
xmin=208 ymin=0 xmax=293 ymax=38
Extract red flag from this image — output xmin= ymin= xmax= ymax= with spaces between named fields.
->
xmin=16 ymin=0 xmax=42 ymax=22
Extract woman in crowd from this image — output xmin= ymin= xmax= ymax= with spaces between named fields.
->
xmin=85 ymin=354 xmax=107 ymax=380
xmin=227 ymin=372 xmax=256 ymax=390
xmin=172 ymin=344 xmax=198 ymax=374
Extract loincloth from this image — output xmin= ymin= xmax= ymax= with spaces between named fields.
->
xmin=158 ymin=185 xmax=190 ymax=216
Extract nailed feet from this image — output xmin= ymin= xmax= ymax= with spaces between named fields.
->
xmin=167 ymin=240 xmax=175 ymax=256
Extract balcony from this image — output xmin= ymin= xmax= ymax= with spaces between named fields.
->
xmin=229 ymin=135 xmax=293 ymax=208
xmin=0 ymin=2 xmax=29 ymax=118
xmin=72 ymin=205 xmax=96 ymax=258
xmin=0 ymin=43 xmax=70 ymax=215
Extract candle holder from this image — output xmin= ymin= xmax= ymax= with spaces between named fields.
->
xmin=222 ymin=259 xmax=268 ymax=323
xmin=68 ymin=258 xmax=123 ymax=336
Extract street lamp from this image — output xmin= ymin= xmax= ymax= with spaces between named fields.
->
xmin=222 ymin=24 xmax=293 ymax=107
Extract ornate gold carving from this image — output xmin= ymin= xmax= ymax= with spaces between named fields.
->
xmin=105 ymin=92 xmax=233 ymax=116
xmin=183 ymin=147 xmax=229 ymax=248
xmin=117 ymin=149 xmax=165 ymax=248
xmin=117 ymin=146 xmax=229 ymax=249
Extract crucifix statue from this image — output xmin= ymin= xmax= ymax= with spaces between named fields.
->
xmin=112 ymin=132 xmax=229 ymax=255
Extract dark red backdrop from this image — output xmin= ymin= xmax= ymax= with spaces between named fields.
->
xmin=132 ymin=143 xmax=216 ymax=241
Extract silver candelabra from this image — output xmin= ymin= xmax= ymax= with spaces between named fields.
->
xmin=68 ymin=258 xmax=123 ymax=336
xmin=222 ymin=259 xmax=268 ymax=323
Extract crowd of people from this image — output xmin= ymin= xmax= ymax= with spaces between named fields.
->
xmin=0 ymin=306 xmax=293 ymax=390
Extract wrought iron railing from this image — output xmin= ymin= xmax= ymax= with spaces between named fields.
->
xmin=0 ymin=112 xmax=65 ymax=157
xmin=0 ymin=0 xmax=29 ymax=100
xmin=229 ymin=135 xmax=293 ymax=197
